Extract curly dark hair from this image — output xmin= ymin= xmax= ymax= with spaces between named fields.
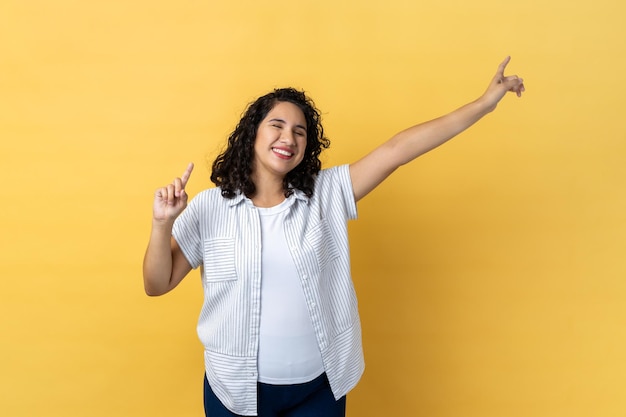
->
xmin=211 ymin=87 xmax=330 ymax=199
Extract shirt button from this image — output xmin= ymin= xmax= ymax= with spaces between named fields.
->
xmin=302 ymin=274 xmax=308 ymax=280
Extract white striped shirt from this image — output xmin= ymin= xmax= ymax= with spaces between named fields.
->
xmin=172 ymin=164 xmax=364 ymax=416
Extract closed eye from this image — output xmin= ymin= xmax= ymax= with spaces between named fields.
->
xmin=268 ymin=118 xmax=285 ymax=128
xmin=267 ymin=118 xmax=306 ymax=137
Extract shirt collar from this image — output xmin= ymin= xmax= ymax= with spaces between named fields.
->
xmin=292 ymin=188 xmax=309 ymax=203
xmin=226 ymin=192 xmax=246 ymax=207
xmin=225 ymin=187 xmax=309 ymax=207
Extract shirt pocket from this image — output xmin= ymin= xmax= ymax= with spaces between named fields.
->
xmin=304 ymin=219 xmax=341 ymax=272
xmin=203 ymin=237 xmax=238 ymax=282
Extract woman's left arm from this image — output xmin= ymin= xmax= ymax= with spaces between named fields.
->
xmin=349 ymin=56 xmax=525 ymax=202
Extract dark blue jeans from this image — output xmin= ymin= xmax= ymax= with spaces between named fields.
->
xmin=204 ymin=373 xmax=346 ymax=417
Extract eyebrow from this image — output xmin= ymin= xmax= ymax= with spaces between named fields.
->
xmin=268 ymin=118 xmax=307 ymax=131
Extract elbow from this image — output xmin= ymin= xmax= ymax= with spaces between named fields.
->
xmin=144 ymin=287 xmax=164 ymax=297
xmin=143 ymin=278 xmax=169 ymax=297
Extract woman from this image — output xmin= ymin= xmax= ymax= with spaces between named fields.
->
xmin=143 ymin=57 xmax=525 ymax=417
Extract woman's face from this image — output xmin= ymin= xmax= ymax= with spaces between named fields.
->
xmin=252 ymin=101 xmax=308 ymax=181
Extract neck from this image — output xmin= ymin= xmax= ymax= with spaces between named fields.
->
xmin=250 ymin=173 xmax=286 ymax=208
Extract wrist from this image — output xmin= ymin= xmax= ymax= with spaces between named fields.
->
xmin=151 ymin=217 xmax=175 ymax=230
xmin=475 ymin=94 xmax=498 ymax=114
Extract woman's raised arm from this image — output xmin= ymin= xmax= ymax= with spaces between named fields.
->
xmin=349 ymin=57 xmax=525 ymax=202
xmin=142 ymin=163 xmax=194 ymax=296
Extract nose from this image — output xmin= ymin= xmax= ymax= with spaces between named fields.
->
xmin=280 ymin=129 xmax=296 ymax=145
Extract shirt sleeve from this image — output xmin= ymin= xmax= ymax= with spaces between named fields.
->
xmin=172 ymin=194 xmax=204 ymax=269
xmin=335 ymin=164 xmax=358 ymax=221
xmin=317 ymin=164 xmax=358 ymax=221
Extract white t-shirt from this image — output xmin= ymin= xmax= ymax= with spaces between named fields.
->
xmin=256 ymin=197 xmax=325 ymax=384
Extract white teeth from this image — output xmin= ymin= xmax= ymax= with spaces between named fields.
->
xmin=273 ymin=148 xmax=292 ymax=156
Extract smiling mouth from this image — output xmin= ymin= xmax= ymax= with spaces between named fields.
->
xmin=272 ymin=148 xmax=294 ymax=157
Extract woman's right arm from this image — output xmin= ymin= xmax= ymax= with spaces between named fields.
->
xmin=142 ymin=163 xmax=194 ymax=296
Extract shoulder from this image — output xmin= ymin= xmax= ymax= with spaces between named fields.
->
xmin=317 ymin=165 xmax=350 ymax=182
xmin=178 ymin=187 xmax=239 ymax=227
xmin=306 ymin=165 xmax=357 ymax=220
xmin=188 ymin=187 xmax=229 ymax=208
xmin=311 ymin=165 xmax=356 ymax=211
xmin=193 ymin=187 xmax=222 ymax=198
xmin=315 ymin=165 xmax=352 ymax=191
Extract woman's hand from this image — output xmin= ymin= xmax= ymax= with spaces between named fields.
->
xmin=152 ymin=162 xmax=194 ymax=223
xmin=481 ymin=56 xmax=525 ymax=112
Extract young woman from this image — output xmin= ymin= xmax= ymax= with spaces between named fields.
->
xmin=143 ymin=57 xmax=525 ymax=417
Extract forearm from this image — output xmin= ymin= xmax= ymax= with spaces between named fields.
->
xmin=350 ymin=57 xmax=524 ymax=202
xmin=142 ymin=220 xmax=175 ymax=296
xmin=389 ymin=96 xmax=493 ymax=166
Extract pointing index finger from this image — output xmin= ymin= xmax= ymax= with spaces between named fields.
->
xmin=496 ymin=56 xmax=511 ymax=78
xmin=181 ymin=162 xmax=194 ymax=188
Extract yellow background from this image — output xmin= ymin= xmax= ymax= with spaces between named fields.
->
xmin=2 ymin=0 xmax=625 ymax=416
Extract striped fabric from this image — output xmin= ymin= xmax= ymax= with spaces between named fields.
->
xmin=172 ymin=165 xmax=364 ymax=416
